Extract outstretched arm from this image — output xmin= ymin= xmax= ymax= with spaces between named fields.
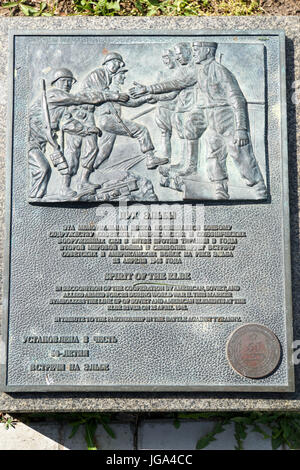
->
xmin=120 ymin=94 xmax=158 ymax=108
xmin=155 ymin=90 xmax=179 ymax=102
xmin=48 ymin=89 xmax=129 ymax=107
xmin=129 ymin=74 xmax=196 ymax=98
xmin=222 ymin=68 xmax=249 ymax=147
xmin=47 ymin=90 xmax=95 ymax=106
xmin=76 ymin=90 xmax=129 ymax=105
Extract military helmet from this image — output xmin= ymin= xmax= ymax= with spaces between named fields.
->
xmin=162 ymin=48 xmax=174 ymax=58
xmin=174 ymin=42 xmax=191 ymax=52
xmin=102 ymin=52 xmax=125 ymax=67
xmin=51 ymin=68 xmax=77 ymax=86
xmin=192 ymin=41 xmax=218 ymax=50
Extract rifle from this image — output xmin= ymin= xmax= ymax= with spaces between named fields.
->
xmin=131 ymin=106 xmax=156 ymax=121
xmin=108 ymin=101 xmax=135 ymax=138
xmin=41 ymin=79 xmax=69 ymax=175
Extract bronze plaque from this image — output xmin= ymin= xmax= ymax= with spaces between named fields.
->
xmin=0 ymin=30 xmax=294 ymax=392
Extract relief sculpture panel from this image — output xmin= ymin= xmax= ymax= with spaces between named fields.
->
xmin=28 ymin=39 xmax=268 ymax=203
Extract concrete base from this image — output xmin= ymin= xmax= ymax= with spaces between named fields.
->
xmin=0 ymin=418 xmax=281 ymax=450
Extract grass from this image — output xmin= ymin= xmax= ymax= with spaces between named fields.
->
xmin=0 ymin=0 xmax=264 ymax=17
xmin=2 ymin=411 xmax=300 ymax=450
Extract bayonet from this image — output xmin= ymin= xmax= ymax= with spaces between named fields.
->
xmin=41 ymin=79 xmax=59 ymax=150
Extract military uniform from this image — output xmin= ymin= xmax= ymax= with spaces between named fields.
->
xmin=146 ymin=57 xmax=266 ymax=192
xmin=154 ymin=69 xmax=178 ymax=159
xmin=83 ymin=65 xmax=157 ymax=168
xmin=28 ymin=87 xmax=81 ymax=198
xmin=172 ymin=64 xmax=206 ymax=176
xmin=64 ymin=59 xmax=132 ymax=191
xmin=172 ymin=64 xmax=201 ymax=140
xmin=158 ymin=63 xmax=206 ymax=177
xmin=194 ymin=58 xmax=262 ymax=187
xmin=62 ymin=101 xmax=101 ymax=180
xmin=64 ymin=67 xmax=112 ymax=184
xmin=28 ymin=67 xmax=114 ymax=199
xmin=95 ymin=95 xmax=156 ymax=168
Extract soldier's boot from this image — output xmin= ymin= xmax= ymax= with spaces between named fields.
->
xmin=146 ymin=151 xmax=169 ymax=170
xmin=174 ymin=140 xmax=199 ymax=177
xmin=60 ymin=175 xmax=77 ymax=199
xmin=244 ymin=174 xmax=268 ymax=200
xmin=160 ymin=175 xmax=170 ymax=188
xmin=160 ymin=139 xmax=185 ymax=178
xmin=170 ymin=162 xmax=184 ymax=171
xmin=77 ymin=169 xmax=100 ymax=192
xmin=234 ymin=149 xmax=267 ymax=199
xmin=171 ymin=138 xmax=189 ymax=170
xmin=160 ymin=159 xmax=185 ymax=177
xmin=161 ymin=131 xmax=172 ymax=161
xmin=158 ymin=133 xmax=175 ymax=176
xmin=214 ymin=180 xmax=230 ymax=200
xmin=253 ymin=180 xmax=268 ymax=200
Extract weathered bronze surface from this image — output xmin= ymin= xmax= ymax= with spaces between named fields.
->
xmin=226 ymin=324 xmax=281 ymax=378
xmin=0 ymin=29 xmax=294 ymax=392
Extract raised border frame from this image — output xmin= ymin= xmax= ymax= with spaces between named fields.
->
xmin=0 ymin=28 xmax=294 ymax=393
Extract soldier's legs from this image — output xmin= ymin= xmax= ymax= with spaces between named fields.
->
xmin=121 ymin=118 xmax=169 ymax=169
xmin=79 ymin=133 xmax=101 ymax=191
xmin=175 ymin=110 xmax=206 ymax=177
xmin=121 ymin=118 xmax=155 ymax=154
xmin=214 ymin=106 xmax=267 ymax=198
xmin=95 ymin=131 xmax=116 ymax=169
xmin=100 ymin=116 xmax=168 ymax=170
xmin=205 ymin=129 xmax=229 ymax=200
xmin=62 ymin=133 xmax=82 ymax=197
xmin=225 ymin=136 xmax=267 ymax=198
xmin=184 ymin=110 xmax=207 ymax=141
xmin=28 ymin=147 xmax=51 ymax=199
xmin=160 ymin=112 xmax=186 ymax=178
xmin=155 ymin=106 xmax=172 ymax=160
xmin=172 ymin=112 xmax=186 ymax=171
xmin=100 ymin=116 xmax=153 ymax=153
xmin=163 ymin=110 xmax=206 ymax=178
xmin=205 ymin=132 xmax=228 ymax=181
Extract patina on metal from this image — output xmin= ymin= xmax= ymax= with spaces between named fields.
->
xmin=226 ymin=324 xmax=282 ymax=378
xmin=0 ymin=29 xmax=294 ymax=392
xmin=27 ymin=35 xmax=268 ymax=203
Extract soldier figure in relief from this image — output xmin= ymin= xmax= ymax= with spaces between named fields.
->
xmin=83 ymin=52 xmax=169 ymax=170
xmin=166 ymin=42 xmax=206 ymax=178
xmin=28 ymin=67 xmax=119 ymax=200
xmin=130 ymin=41 xmax=267 ymax=200
xmin=94 ymin=66 xmax=159 ymax=169
xmin=61 ymin=58 xmax=130 ymax=197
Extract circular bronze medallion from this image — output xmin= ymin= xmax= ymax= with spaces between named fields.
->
xmin=226 ymin=324 xmax=281 ymax=378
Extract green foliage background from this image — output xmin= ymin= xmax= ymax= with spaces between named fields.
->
xmin=2 ymin=411 xmax=300 ymax=450
xmin=0 ymin=0 xmax=263 ymax=17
